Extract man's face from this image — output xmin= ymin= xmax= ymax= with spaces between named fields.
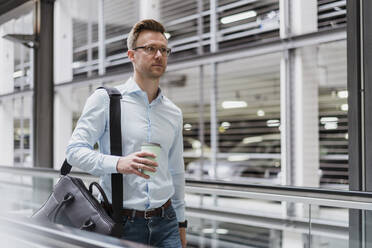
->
xmin=128 ymin=30 xmax=168 ymax=79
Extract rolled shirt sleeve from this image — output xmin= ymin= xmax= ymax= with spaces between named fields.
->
xmin=66 ymin=89 xmax=119 ymax=176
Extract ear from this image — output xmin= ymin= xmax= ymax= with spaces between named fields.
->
xmin=127 ymin=50 xmax=135 ymax=62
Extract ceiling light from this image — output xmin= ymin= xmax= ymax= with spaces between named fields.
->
xmin=325 ymin=122 xmax=338 ymax=130
xmin=164 ymin=32 xmax=171 ymax=39
xmin=243 ymin=136 xmax=263 ymax=144
xmin=191 ymin=140 xmax=201 ymax=149
xmin=337 ymin=90 xmax=348 ymax=99
xmin=202 ymin=228 xmax=229 ymax=234
xmin=257 ymin=109 xmax=265 ymax=117
xmin=221 ymin=122 xmax=231 ymax=129
xmin=320 ymin=117 xmax=338 ymax=124
xmin=184 ymin=123 xmax=192 ymax=131
xmin=222 ymin=101 xmax=247 ymax=109
xmin=221 ymin=10 xmax=257 ymax=24
xmin=345 ymin=133 xmax=348 ymax=140
xmin=228 ymin=155 xmax=251 ymax=162
xmin=267 ymin=119 xmax=280 ymax=127
xmin=216 ymin=229 xmax=229 ymax=235
xmin=13 ymin=70 xmax=24 ymax=78
xmin=340 ymin=104 xmax=348 ymax=111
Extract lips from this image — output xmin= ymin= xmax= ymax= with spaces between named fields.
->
xmin=152 ymin=64 xmax=163 ymax=67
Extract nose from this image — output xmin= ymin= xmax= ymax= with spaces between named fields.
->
xmin=154 ymin=49 xmax=163 ymax=58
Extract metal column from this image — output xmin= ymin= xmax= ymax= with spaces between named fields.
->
xmin=87 ymin=5 xmax=93 ymax=77
xmin=281 ymin=49 xmax=295 ymax=189
xmin=347 ymin=0 xmax=372 ymax=247
xmin=209 ymin=0 xmax=218 ymax=178
xmin=32 ymin=0 xmax=55 ymax=206
xmin=209 ymin=0 xmax=218 ymax=53
xmin=279 ymin=0 xmax=296 ymax=218
xmin=362 ymin=0 xmax=372 ymax=196
xmin=209 ymin=1 xmax=219 ymax=246
xmin=33 ymin=0 xmax=54 ymax=169
xmin=98 ymin=0 xmax=105 ymax=75
xmin=197 ymin=0 xmax=204 ymax=55
xmin=347 ymin=0 xmax=363 ymax=247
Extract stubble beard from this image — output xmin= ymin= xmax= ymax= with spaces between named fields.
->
xmin=148 ymin=65 xmax=166 ymax=80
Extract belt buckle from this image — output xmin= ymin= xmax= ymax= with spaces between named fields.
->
xmin=144 ymin=210 xmax=151 ymax=219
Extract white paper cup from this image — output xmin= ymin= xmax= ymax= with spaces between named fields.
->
xmin=141 ymin=143 xmax=161 ymax=177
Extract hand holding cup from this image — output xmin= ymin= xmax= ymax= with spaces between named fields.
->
xmin=116 ymin=148 xmax=159 ymax=179
xmin=140 ymin=143 xmax=161 ymax=177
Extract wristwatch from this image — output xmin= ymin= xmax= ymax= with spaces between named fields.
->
xmin=178 ymin=220 xmax=188 ymax=228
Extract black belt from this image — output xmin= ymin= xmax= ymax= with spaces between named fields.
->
xmin=121 ymin=199 xmax=172 ymax=219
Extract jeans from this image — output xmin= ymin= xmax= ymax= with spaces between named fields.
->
xmin=121 ymin=205 xmax=182 ymax=247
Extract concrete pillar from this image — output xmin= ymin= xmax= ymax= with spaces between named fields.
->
xmin=280 ymin=0 xmax=319 ymax=246
xmin=290 ymin=0 xmax=317 ymax=36
xmin=53 ymin=0 xmax=73 ymax=169
xmin=54 ymin=88 xmax=73 ymax=169
xmin=280 ymin=0 xmax=319 ymax=190
xmin=293 ymin=47 xmax=319 ymax=189
xmin=0 ymin=22 xmax=15 ymax=167
xmin=139 ymin=0 xmax=160 ymax=20
xmin=282 ymin=231 xmax=303 ymax=248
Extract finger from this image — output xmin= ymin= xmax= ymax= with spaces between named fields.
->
xmin=132 ymin=162 xmax=157 ymax=173
xmin=136 ymin=151 xmax=157 ymax=158
xmin=131 ymin=167 xmax=150 ymax=179
xmin=142 ymin=165 xmax=157 ymax=172
xmin=131 ymin=162 xmax=144 ymax=170
xmin=134 ymin=157 xmax=158 ymax=167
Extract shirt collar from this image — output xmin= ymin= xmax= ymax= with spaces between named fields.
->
xmin=126 ymin=77 xmax=143 ymax=94
xmin=125 ymin=77 xmax=164 ymax=102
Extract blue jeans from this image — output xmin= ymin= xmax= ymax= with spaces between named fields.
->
xmin=121 ymin=205 xmax=182 ymax=247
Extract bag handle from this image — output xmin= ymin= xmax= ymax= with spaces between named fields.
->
xmin=80 ymin=218 xmax=96 ymax=231
xmin=89 ymin=182 xmax=111 ymax=212
xmin=50 ymin=192 xmax=74 ymax=222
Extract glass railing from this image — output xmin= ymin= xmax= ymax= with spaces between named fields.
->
xmin=0 ymin=165 xmax=370 ymax=248
xmin=184 ymin=180 xmax=372 ymax=248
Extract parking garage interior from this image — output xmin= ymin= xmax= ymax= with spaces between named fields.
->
xmin=0 ymin=0 xmax=372 ymax=247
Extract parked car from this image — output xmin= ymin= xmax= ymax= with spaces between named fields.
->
xmin=184 ymin=134 xmax=281 ymax=184
xmin=184 ymin=133 xmax=348 ymax=187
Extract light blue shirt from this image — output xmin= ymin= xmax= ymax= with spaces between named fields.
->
xmin=66 ymin=77 xmax=185 ymax=222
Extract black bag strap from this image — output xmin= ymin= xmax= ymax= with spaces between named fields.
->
xmin=60 ymin=86 xmax=123 ymax=223
xmin=99 ymin=86 xmax=124 ymax=223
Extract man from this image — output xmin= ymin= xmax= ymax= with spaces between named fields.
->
xmin=66 ymin=19 xmax=187 ymax=247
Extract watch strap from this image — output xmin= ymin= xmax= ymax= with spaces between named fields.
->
xmin=178 ymin=220 xmax=188 ymax=228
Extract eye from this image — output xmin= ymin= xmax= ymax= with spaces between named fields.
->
xmin=146 ymin=46 xmax=156 ymax=53
xmin=159 ymin=48 xmax=167 ymax=53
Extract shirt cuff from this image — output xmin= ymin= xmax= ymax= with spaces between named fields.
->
xmin=102 ymin=155 xmax=120 ymax=174
xmin=174 ymin=207 xmax=185 ymax=222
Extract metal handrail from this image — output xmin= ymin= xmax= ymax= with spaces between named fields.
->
xmin=0 ymin=215 xmax=145 ymax=248
xmin=0 ymin=165 xmax=371 ymax=210
xmin=185 ymin=179 xmax=372 ymax=210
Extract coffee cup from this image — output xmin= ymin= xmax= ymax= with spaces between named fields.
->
xmin=141 ymin=143 xmax=161 ymax=177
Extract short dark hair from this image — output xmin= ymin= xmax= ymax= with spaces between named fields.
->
xmin=127 ymin=19 xmax=166 ymax=50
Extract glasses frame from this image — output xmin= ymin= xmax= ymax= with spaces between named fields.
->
xmin=133 ymin=45 xmax=172 ymax=57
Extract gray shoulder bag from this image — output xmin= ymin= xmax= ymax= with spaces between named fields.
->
xmin=32 ymin=87 xmax=124 ymax=238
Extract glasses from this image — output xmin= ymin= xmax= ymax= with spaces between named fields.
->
xmin=133 ymin=45 xmax=171 ymax=57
